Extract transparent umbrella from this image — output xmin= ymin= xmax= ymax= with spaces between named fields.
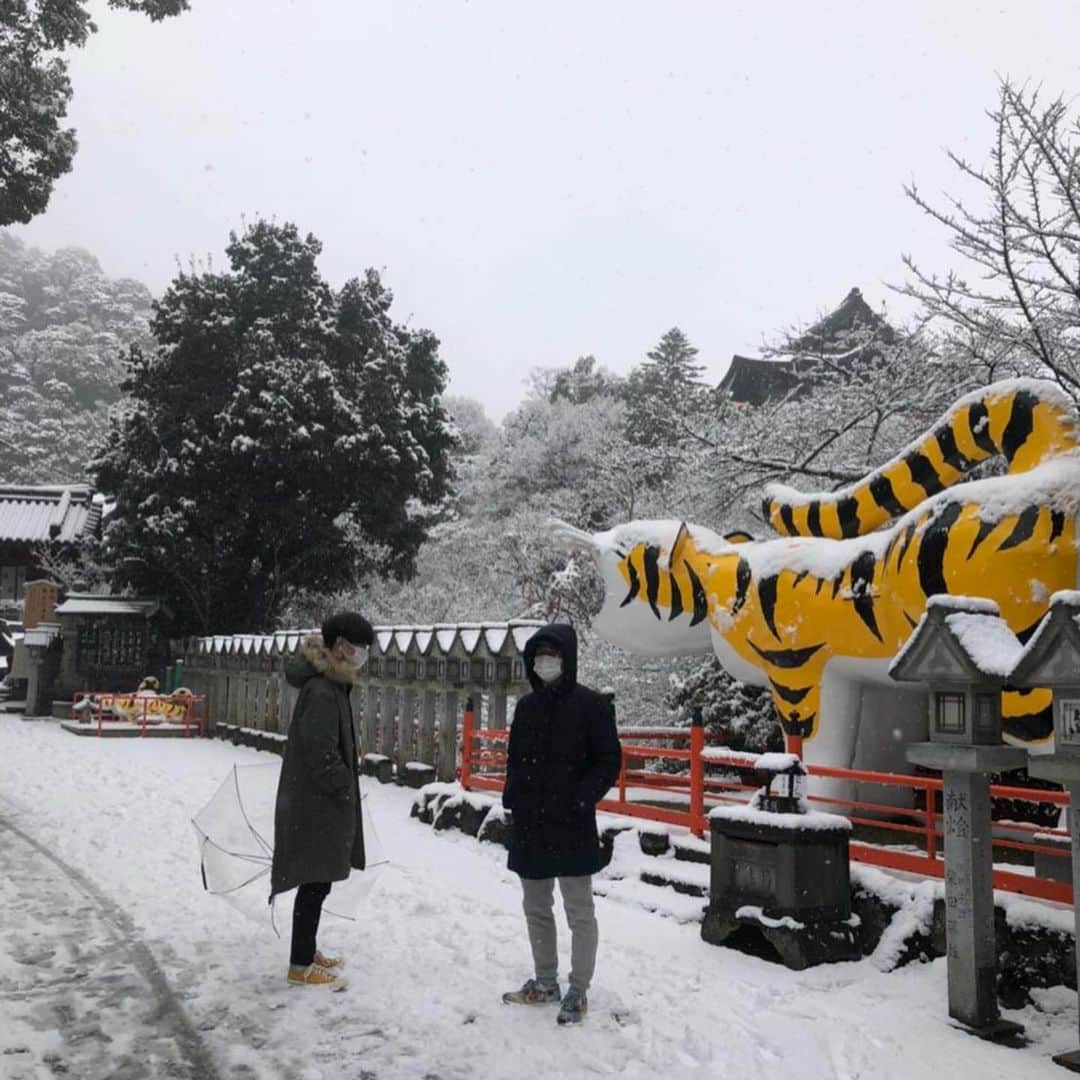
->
xmin=192 ymin=763 xmax=387 ymax=922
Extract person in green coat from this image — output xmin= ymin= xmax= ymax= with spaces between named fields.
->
xmin=271 ymin=611 xmax=373 ymax=990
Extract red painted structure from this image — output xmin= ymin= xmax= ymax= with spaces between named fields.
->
xmin=459 ymin=706 xmax=1071 ymax=905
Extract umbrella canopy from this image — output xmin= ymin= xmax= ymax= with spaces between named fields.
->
xmin=192 ymin=763 xmax=387 ymax=921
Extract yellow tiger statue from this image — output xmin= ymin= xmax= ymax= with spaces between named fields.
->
xmin=553 ymin=379 xmax=1080 ymax=768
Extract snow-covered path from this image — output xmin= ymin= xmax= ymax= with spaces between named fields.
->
xmin=0 ymin=717 xmax=1075 ymax=1079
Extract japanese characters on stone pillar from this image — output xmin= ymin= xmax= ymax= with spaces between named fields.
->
xmin=1009 ymin=590 xmax=1080 ymax=1072
xmin=890 ymin=595 xmax=1026 ymax=1043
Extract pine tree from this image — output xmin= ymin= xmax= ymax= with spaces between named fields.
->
xmin=93 ymin=220 xmax=454 ymax=635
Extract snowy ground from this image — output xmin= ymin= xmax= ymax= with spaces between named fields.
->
xmin=0 ymin=717 xmax=1077 ymax=1080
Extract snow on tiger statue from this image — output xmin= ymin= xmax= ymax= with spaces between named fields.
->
xmin=551 ymin=378 xmax=1080 ymax=787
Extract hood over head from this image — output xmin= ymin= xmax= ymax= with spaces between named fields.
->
xmin=285 ymin=634 xmax=360 ymax=689
xmin=523 ymin=623 xmax=578 ymax=692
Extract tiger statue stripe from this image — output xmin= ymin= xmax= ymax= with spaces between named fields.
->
xmin=762 ymin=380 xmax=1079 ymax=540
xmin=551 ymin=379 xmax=1080 ymax=756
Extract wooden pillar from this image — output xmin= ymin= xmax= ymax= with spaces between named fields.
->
xmin=418 ymin=689 xmax=438 ymax=766
xmin=363 ymin=684 xmax=379 ymax=758
xmin=490 ymin=688 xmax=508 ymax=730
xmin=379 ymin=685 xmax=397 ymax=757
xmin=397 ymin=687 xmax=416 ymax=770
xmin=437 ymin=690 xmax=459 ymax=781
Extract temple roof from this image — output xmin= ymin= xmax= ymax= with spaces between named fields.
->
xmin=0 ymin=484 xmax=101 ymax=545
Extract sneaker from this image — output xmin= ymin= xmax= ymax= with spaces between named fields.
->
xmin=313 ymin=950 xmax=344 ymax=970
xmin=502 ymin=977 xmax=561 ymax=1005
xmin=287 ymin=963 xmax=348 ymax=991
xmin=557 ymin=988 xmax=588 ymax=1025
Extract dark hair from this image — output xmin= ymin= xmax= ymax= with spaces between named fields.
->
xmin=322 ymin=611 xmax=374 ymax=649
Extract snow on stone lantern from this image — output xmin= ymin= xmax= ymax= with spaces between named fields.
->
xmin=1009 ymin=590 xmax=1080 ymax=1072
xmin=890 ymin=595 xmax=1026 ymax=1043
xmin=703 ymin=750 xmax=855 ymax=969
xmin=756 ymin=752 xmax=808 ymax=814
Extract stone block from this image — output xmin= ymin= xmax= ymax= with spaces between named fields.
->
xmin=402 ymin=763 xmax=437 ymax=789
xmin=478 ymin=808 xmax=512 ymax=848
xmin=701 ymin=904 xmax=860 ymax=969
xmin=434 ymin=796 xmax=491 ymax=837
xmin=638 ymin=829 xmax=671 ymax=857
xmin=363 ymin=755 xmax=394 ymax=784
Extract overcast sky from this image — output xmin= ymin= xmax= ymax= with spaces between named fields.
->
xmin=13 ymin=0 xmax=1080 ymax=419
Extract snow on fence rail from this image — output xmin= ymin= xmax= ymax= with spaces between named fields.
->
xmin=176 ymin=622 xmax=543 ymax=780
xmin=459 ymin=712 xmax=1072 ymax=906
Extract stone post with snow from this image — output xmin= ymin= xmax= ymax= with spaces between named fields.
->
xmin=1009 ymin=590 xmax=1080 ymax=1072
xmin=890 ymin=595 xmax=1026 ymax=1043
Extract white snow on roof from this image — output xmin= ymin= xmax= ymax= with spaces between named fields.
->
xmin=376 ymin=630 xmax=394 ymax=652
xmin=459 ymin=627 xmax=482 ymax=653
xmin=944 ymin=612 xmax=1022 ymax=677
xmin=511 ymin=625 xmax=539 ymax=651
xmin=415 ymin=629 xmax=434 ymax=653
xmin=1051 ymin=590 xmax=1080 ymax=608
xmin=483 ymin=627 xmax=509 ymax=653
xmin=928 ymin=595 xmax=999 ymax=614
xmin=435 ymin=628 xmax=458 ymax=652
xmin=394 ymin=630 xmax=414 ymax=653
xmin=54 ymin=597 xmax=158 ymax=616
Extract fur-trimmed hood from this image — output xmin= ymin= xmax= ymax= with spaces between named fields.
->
xmin=285 ymin=634 xmax=360 ymax=688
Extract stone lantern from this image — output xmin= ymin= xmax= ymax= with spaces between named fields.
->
xmin=890 ymin=595 xmax=1026 ymax=1042
xmin=1009 ymin=590 xmax=1080 ymax=1072
xmin=22 ymin=622 xmax=61 ymax=716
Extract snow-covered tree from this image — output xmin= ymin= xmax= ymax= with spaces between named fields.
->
xmin=0 ymin=232 xmax=153 ymax=482
xmin=624 ymin=327 xmax=708 ymax=448
xmin=666 ymin=658 xmax=781 ymax=753
xmin=0 ymin=1 xmax=189 ymax=225
xmin=94 ymin=220 xmax=454 ymax=635
xmin=900 ymin=80 xmax=1080 ymax=397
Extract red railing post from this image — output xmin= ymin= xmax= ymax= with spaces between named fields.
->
xmin=460 ymin=696 xmax=475 ymax=790
xmin=690 ymin=708 xmax=705 ymax=838
xmin=785 ymin=731 xmax=803 ymax=759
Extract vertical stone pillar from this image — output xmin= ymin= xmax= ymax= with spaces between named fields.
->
xmin=419 ymin=690 xmax=438 ymax=766
xmin=437 ymin=690 xmax=459 ymax=781
xmin=490 ymin=688 xmax=507 ymax=730
xmin=363 ymin=684 xmax=379 ymax=758
xmin=379 ymin=686 xmax=397 ymax=757
xmin=397 ymin=688 xmax=416 ymax=770
xmin=941 ymin=771 xmax=996 ymax=1029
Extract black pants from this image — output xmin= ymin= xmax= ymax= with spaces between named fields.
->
xmin=290 ymin=882 xmax=332 ymax=967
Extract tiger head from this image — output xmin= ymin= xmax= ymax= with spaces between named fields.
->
xmin=547 ymin=518 xmax=747 ymax=656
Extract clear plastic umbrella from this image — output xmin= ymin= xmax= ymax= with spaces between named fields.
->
xmin=192 ymin=763 xmax=387 ymax=923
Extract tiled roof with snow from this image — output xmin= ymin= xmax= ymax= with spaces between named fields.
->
xmin=0 ymin=484 xmax=101 ymax=544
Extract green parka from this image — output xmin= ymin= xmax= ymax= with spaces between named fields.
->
xmin=270 ymin=636 xmax=365 ymax=898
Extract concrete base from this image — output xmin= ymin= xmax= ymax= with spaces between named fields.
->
xmin=362 ymin=755 xmax=394 ymax=784
xmin=1053 ymin=1048 xmax=1080 ymax=1073
xmin=702 ymin=905 xmax=860 ymax=970
xmin=907 ymin=742 xmax=1028 ymax=773
xmin=953 ymin=1017 xmax=1025 ymax=1046
xmin=61 ymin=721 xmax=195 ymax=739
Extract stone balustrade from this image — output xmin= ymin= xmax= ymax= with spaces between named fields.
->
xmin=176 ymin=621 xmax=543 ymax=780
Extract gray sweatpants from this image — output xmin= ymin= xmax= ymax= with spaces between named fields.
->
xmin=520 ymin=875 xmax=598 ymax=993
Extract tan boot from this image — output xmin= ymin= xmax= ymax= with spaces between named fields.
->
xmin=313 ymin=950 xmax=344 ymax=970
xmin=287 ymin=963 xmax=348 ymax=990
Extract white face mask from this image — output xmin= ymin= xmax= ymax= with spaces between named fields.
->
xmin=342 ymin=644 xmax=369 ymax=669
xmin=533 ymin=655 xmax=563 ymax=683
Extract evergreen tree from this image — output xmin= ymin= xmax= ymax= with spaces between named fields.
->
xmin=0 ymin=1 xmax=189 ymax=225
xmin=666 ymin=657 xmax=781 ymax=753
xmin=0 ymin=232 xmax=153 ymax=482
xmin=93 ymin=220 xmax=454 ymax=635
